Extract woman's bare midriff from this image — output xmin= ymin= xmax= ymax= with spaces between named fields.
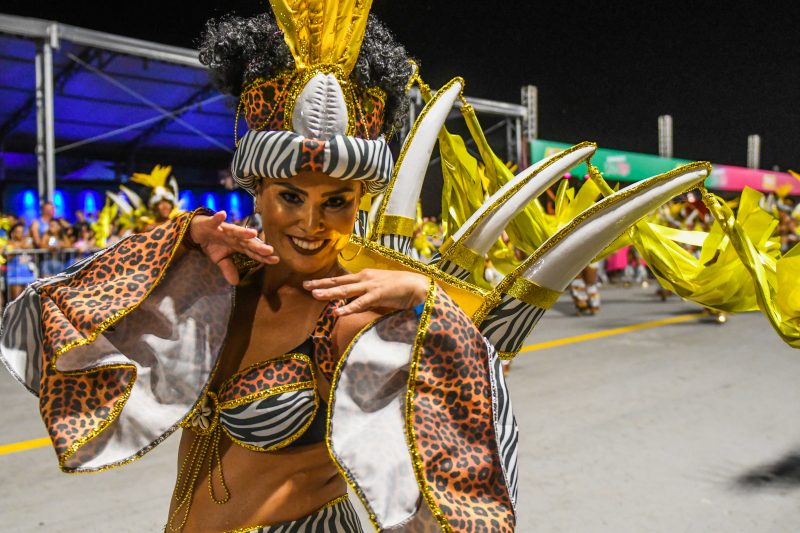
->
xmin=169 ymin=432 xmax=346 ymax=533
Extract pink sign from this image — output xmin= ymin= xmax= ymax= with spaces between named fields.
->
xmin=707 ymin=165 xmax=800 ymax=195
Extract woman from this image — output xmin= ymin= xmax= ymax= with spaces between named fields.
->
xmin=0 ymin=2 xmax=717 ymax=532
xmin=166 ymin=172 xmax=428 ymax=532
xmin=39 ymin=218 xmax=69 ymax=277
xmin=3 ymin=222 xmax=36 ymax=301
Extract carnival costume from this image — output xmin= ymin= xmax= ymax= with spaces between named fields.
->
xmin=1 ymin=1 xmax=739 ymax=532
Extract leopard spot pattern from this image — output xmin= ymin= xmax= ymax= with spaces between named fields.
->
xmin=311 ymin=299 xmax=346 ymax=382
xmin=413 ymin=290 xmax=515 ymax=532
xmin=243 ymin=76 xmax=289 ymax=132
xmin=218 ymin=356 xmax=313 ymax=404
xmin=298 ymin=139 xmax=326 ymax=173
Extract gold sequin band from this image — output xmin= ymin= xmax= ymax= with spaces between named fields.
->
xmin=505 ymin=277 xmax=561 ymax=309
xmin=377 ymin=215 xmax=417 ymax=237
xmin=440 ymin=242 xmax=483 ymax=272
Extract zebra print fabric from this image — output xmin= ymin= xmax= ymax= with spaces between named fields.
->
xmin=377 ymin=233 xmax=411 ymax=256
xmin=243 ymin=495 xmax=363 ymax=532
xmin=220 ymin=389 xmax=317 ymax=450
xmin=436 ymin=259 xmax=471 ymax=280
xmin=480 ymin=293 xmax=546 ymax=356
xmin=486 ymin=340 xmax=519 ymax=510
xmin=232 ymin=130 xmax=394 ymax=196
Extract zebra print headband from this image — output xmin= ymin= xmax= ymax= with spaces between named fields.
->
xmin=231 ymin=130 xmax=394 ymax=196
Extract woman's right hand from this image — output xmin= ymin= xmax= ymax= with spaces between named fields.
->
xmin=189 ymin=211 xmax=279 ymax=285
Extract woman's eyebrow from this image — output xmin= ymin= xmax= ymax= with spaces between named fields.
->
xmin=274 ymin=182 xmax=307 ymax=195
xmin=322 ymin=187 xmax=356 ymax=197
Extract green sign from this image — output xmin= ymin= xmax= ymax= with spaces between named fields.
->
xmin=530 ymin=139 xmax=692 ymax=183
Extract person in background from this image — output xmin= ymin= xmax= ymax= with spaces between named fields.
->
xmin=29 ymin=201 xmax=55 ymax=249
xmin=3 ymin=222 xmax=36 ymax=301
xmin=39 ymin=219 xmax=68 ymax=277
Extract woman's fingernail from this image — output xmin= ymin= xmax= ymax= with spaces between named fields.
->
xmin=312 ymin=289 xmax=324 ymax=296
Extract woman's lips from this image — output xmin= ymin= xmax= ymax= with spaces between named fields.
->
xmin=288 ymin=235 xmax=330 ymax=255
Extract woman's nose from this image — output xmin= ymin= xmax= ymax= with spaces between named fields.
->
xmin=299 ymin=203 xmax=323 ymax=232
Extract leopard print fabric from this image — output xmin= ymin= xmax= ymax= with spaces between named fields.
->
xmin=311 ymin=298 xmax=346 ymax=382
xmin=243 ymin=76 xmax=290 ymax=132
xmin=412 ymin=290 xmax=515 ymax=532
xmin=298 ymin=139 xmax=326 ymax=173
xmin=218 ymin=354 xmax=313 ymax=406
xmin=241 ymin=74 xmax=386 ymax=140
xmin=36 ymin=213 xmax=194 ymax=465
xmin=356 ymin=90 xmax=387 ymax=140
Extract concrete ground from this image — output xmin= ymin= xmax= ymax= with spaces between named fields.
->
xmin=2 ymin=284 xmax=800 ymax=532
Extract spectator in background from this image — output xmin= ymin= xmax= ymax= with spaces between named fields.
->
xmin=29 ymin=201 xmax=55 ymax=249
xmin=39 ymin=219 xmax=69 ymax=277
xmin=72 ymin=223 xmax=96 ymax=257
xmin=3 ymin=222 xmax=36 ymax=300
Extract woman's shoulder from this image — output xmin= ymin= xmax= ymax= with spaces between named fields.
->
xmin=331 ymin=309 xmax=384 ymax=353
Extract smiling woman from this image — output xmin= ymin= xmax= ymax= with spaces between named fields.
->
xmin=0 ymin=1 xmax=724 ymax=532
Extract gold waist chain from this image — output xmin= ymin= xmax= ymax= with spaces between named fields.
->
xmin=168 ymin=392 xmax=230 ymax=532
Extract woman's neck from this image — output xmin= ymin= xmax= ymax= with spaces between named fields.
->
xmin=259 ymin=260 xmax=343 ymax=298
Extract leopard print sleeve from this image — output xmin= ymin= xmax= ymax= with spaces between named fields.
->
xmin=0 ymin=208 xmax=234 ymax=473
xmin=327 ymin=282 xmax=517 ymax=532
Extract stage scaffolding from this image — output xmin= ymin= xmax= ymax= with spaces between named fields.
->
xmin=0 ymin=13 xmax=534 ymax=207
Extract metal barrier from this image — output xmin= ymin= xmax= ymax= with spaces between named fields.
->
xmin=1 ymin=247 xmax=101 ymax=307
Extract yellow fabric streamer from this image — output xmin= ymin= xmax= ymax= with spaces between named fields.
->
xmin=269 ymin=0 xmax=372 ymax=74
xmin=703 ymin=189 xmax=800 ymax=347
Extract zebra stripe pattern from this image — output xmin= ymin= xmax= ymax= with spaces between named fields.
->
xmin=377 ymin=233 xmax=411 ymax=256
xmin=486 ymin=340 xmax=519 ymax=510
xmin=0 ymin=245 xmax=109 ymax=395
xmin=246 ymin=496 xmax=363 ymax=532
xmin=219 ymin=390 xmax=316 ymax=450
xmin=232 ymin=130 xmax=394 ymax=196
xmin=436 ymin=259 xmax=472 ymax=280
xmin=353 ymin=210 xmax=370 ymax=238
xmin=479 ymin=294 xmax=546 ymax=355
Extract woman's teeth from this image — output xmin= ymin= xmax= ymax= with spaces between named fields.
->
xmin=290 ymin=236 xmax=324 ymax=250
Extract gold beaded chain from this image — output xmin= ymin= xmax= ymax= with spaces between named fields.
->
xmin=167 ymin=393 xmax=230 ymax=532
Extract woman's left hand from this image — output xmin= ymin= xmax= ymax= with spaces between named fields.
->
xmin=304 ymin=269 xmax=429 ymax=316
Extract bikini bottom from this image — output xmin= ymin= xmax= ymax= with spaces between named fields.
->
xmin=226 ymin=494 xmax=364 ymax=533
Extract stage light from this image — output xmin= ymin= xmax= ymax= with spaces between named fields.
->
xmin=202 ymin=192 xmax=217 ymax=211
xmin=54 ymin=190 xmax=66 ymax=219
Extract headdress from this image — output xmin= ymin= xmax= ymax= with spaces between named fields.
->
xmin=130 ymin=164 xmax=180 ymax=209
xmin=201 ymin=0 xmax=412 ymax=197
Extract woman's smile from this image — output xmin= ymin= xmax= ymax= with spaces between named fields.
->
xmin=287 ymin=235 xmax=330 ymax=254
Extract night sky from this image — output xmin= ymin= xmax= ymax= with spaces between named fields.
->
xmin=4 ymin=1 xmax=798 ymax=170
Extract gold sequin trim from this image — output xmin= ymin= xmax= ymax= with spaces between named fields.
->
xmin=378 ymin=214 xmax=417 ymax=237
xmin=505 ymin=277 xmax=560 ymax=309
xmin=55 ymin=363 xmax=137 ymax=471
xmin=217 ymin=353 xmax=313 ymax=400
xmin=404 ymin=280 xmax=453 ymax=532
xmin=441 ymin=242 xmax=482 ymax=272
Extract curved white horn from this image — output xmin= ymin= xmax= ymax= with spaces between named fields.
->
xmin=372 ymin=78 xmax=464 ymax=252
xmin=438 ymin=142 xmax=596 ymax=272
xmin=521 ymin=162 xmax=711 ymax=292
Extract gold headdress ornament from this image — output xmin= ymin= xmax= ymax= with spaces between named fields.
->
xmin=269 ymin=0 xmax=372 ymax=75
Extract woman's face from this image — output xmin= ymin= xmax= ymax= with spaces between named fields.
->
xmin=11 ymin=225 xmax=24 ymax=240
xmin=48 ymin=220 xmax=61 ymax=235
xmin=257 ymin=171 xmax=362 ymax=276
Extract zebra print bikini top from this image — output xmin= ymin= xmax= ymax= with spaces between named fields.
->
xmin=189 ymin=299 xmax=341 ymax=452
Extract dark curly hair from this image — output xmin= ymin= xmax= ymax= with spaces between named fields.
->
xmin=199 ymin=13 xmax=414 ymax=135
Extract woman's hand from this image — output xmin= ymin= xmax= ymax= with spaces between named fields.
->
xmin=189 ymin=211 xmax=278 ymax=285
xmin=304 ymin=269 xmax=430 ymax=316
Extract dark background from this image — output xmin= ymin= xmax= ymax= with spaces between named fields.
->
xmin=3 ymin=0 xmax=798 ymax=170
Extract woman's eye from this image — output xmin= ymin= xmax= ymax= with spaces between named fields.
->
xmin=279 ymin=192 xmax=302 ymax=204
xmin=324 ymin=197 xmax=350 ymax=209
